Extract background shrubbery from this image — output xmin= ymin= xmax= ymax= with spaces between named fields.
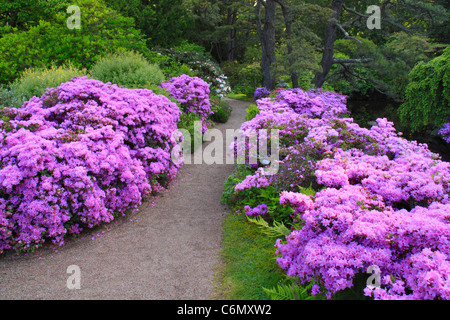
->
xmin=14 ymin=63 xmax=87 ymax=101
xmin=0 ymin=0 xmax=150 ymax=85
xmin=90 ymin=50 xmax=165 ymax=89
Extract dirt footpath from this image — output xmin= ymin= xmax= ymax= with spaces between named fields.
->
xmin=0 ymin=98 xmax=250 ymax=300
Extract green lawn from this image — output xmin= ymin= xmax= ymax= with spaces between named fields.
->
xmin=212 ymin=211 xmax=285 ymax=300
xmin=226 ymin=93 xmax=254 ymax=102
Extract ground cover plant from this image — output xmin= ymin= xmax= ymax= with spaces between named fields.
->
xmin=223 ymin=86 xmax=450 ymax=300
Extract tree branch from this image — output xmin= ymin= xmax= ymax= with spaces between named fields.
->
xmin=342 ymin=3 xmax=413 ymax=33
xmin=333 ymin=58 xmax=373 ymax=64
xmin=335 ymin=22 xmax=361 ymax=43
xmin=339 ymin=63 xmax=387 ymax=95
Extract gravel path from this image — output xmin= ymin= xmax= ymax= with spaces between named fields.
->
xmin=0 ymin=98 xmax=250 ymax=300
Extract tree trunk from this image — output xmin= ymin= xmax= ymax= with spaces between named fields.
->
xmin=226 ymin=8 xmax=238 ymax=61
xmin=256 ymin=0 xmax=277 ymax=90
xmin=276 ymin=0 xmax=299 ymax=88
xmin=312 ymin=0 xmax=344 ymax=88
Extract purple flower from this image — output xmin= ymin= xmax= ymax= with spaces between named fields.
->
xmin=0 ymin=77 xmax=183 ymax=252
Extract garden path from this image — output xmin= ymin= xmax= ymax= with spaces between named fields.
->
xmin=0 ymin=98 xmax=250 ymax=299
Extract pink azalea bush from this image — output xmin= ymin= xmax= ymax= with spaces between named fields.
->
xmin=229 ymin=87 xmax=450 ymax=300
xmin=0 ymin=77 xmax=182 ymax=252
xmin=160 ymin=74 xmax=212 ymax=133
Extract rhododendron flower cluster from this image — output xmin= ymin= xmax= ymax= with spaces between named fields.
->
xmin=439 ymin=122 xmax=450 ymax=144
xmin=276 ymin=187 xmax=450 ymax=300
xmin=253 ymin=87 xmax=271 ymax=101
xmin=160 ymin=74 xmax=212 ymax=133
xmin=276 ymin=88 xmax=348 ymax=119
xmin=0 ymin=77 xmax=182 ymax=252
xmin=232 ymin=87 xmax=450 ymax=300
xmin=244 ymin=203 xmax=269 ymax=217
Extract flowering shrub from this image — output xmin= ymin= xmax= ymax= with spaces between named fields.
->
xmin=0 ymin=77 xmax=182 ymax=253
xmin=439 ymin=122 xmax=450 ymax=143
xmin=160 ymin=74 xmax=212 ymax=133
xmin=253 ymin=87 xmax=271 ymax=101
xmin=225 ymin=86 xmax=450 ymax=300
xmin=276 ymin=187 xmax=450 ymax=300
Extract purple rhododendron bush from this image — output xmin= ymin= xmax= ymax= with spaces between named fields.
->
xmin=0 ymin=77 xmax=183 ymax=253
xmin=160 ymin=74 xmax=212 ymax=134
xmin=229 ymin=88 xmax=450 ymax=300
xmin=439 ymin=122 xmax=450 ymax=144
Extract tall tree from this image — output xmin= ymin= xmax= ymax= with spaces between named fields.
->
xmin=312 ymin=0 xmax=344 ymax=88
xmin=312 ymin=0 xmax=448 ymax=90
xmin=255 ymin=0 xmax=277 ymax=90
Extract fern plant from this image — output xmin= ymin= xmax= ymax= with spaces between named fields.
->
xmin=246 ymin=215 xmax=291 ymax=238
xmin=263 ymin=277 xmax=321 ymax=300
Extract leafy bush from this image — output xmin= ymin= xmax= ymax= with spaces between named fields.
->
xmin=14 ymin=63 xmax=87 ymax=101
xmin=331 ymin=36 xmax=436 ymax=100
xmin=0 ymin=77 xmax=182 ymax=253
xmin=0 ymin=0 xmax=150 ymax=85
xmin=177 ymin=111 xmax=203 ymax=154
xmin=209 ymin=96 xmax=232 ymax=123
xmin=152 ymin=46 xmax=231 ymax=97
xmin=398 ymin=46 xmax=450 ymax=133
xmin=0 ymin=84 xmax=26 ymax=109
xmin=244 ymin=104 xmax=260 ymax=121
xmin=90 ymin=50 xmax=164 ymax=88
xmin=237 ymin=63 xmax=263 ymax=96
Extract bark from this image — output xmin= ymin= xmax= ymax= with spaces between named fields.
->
xmin=256 ymin=0 xmax=277 ymax=90
xmin=275 ymin=0 xmax=299 ymax=88
xmin=226 ymin=7 xmax=238 ymax=61
xmin=312 ymin=0 xmax=344 ymax=88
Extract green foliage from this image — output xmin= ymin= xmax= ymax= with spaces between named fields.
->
xmin=0 ymin=0 xmax=150 ymax=85
xmin=15 ymin=63 xmax=86 ymax=101
xmin=0 ymin=83 xmax=26 ymax=108
xmin=221 ymin=61 xmax=242 ymax=89
xmin=209 ymin=96 xmax=232 ymax=123
xmin=177 ymin=111 xmax=203 ymax=153
xmin=104 ymin=0 xmax=193 ymax=47
xmin=216 ymin=212 xmax=285 ymax=300
xmin=398 ymin=46 xmax=450 ymax=133
xmin=222 ymin=165 xmax=255 ymax=206
xmin=222 ymin=61 xmax=263 ymax=96
xmin=0 ymin=0 xmax=69 ymax=31
xmin=331 ymin=35 xmax=437 ymax=100
xmin=89 ymin=50 xmax=164 ymax=88
xmin=245 ymin=104 xmax=260 ymax=121
xmin=236 ymin=62 xmax=263 ymax=96
xmin=237 ymin=185 xmax=295 ymax=224
xmin=263 ymin=278 xmax=320 ymax=300
xmin=246 ymin=216 xmax=291 ymax=238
